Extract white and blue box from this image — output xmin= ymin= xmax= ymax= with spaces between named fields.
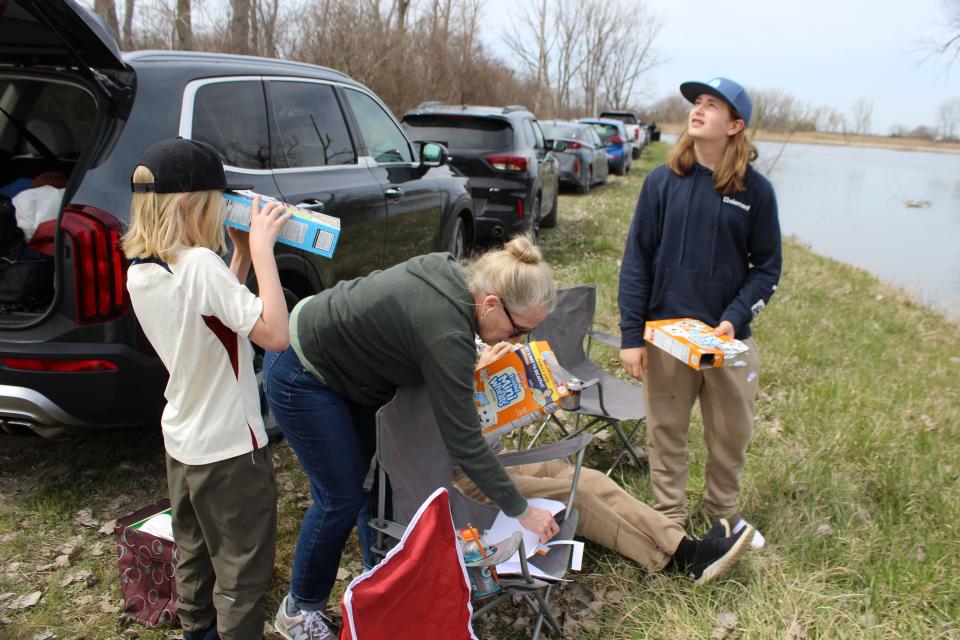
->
xmin=223 ymin=190 xmax=340 ymax=259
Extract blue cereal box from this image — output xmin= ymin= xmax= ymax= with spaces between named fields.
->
xmin=223 ymin=190 xmax=340 ymax=259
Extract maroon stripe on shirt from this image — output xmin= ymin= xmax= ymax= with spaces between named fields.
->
xmin=202 ymin=314 xmax=239 ymax=378
xmin=202 ymin=315 xmax=260 ymax=451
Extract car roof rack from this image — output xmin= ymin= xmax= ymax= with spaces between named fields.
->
xmin=502 ymin=104 xmax=529 ymax=114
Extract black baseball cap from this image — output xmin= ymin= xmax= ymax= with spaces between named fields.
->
xmin=131 ymin=138 xmax=253 ymax=193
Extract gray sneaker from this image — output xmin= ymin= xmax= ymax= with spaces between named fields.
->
xmin=274 ymin=595 xmax=336 ymax=640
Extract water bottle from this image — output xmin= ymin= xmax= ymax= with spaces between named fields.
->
xmin=459 ymin=525 xmax=501 ymax=598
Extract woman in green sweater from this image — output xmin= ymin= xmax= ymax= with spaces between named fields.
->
xmin=264 ymin=236 xmax=560 ymax=639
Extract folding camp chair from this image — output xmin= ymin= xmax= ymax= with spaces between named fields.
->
xmin=528 ymin=284 xmax=647 ymax=475
xmin=368 ymin=384 xmax=592 ymax=640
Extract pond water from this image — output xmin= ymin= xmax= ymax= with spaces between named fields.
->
xmin=662 ymin=135 xmax=960 ymax=318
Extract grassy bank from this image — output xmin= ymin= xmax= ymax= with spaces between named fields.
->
xmin=1 ymin=143 xmax=958 ymax=638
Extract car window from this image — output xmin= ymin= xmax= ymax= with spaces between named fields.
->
xmin=586 ymin=129 xmax=601 ymax=146
xmin=587 ymin=122 xmax=619 ymax=142
xmin=192 ymin=81 xmax=270 ymax=169
xmin=342 ymin=89 xmax=413 ymax=164
xmin=267 ymin=81 xmax=356 ymax=169
xmin=526 ymin=120 xmax=547 ymax=149
xmin=402 ymin=115 xmax=513 ymax=149
xmin=541 ymin=124 xmax=581 ymax=140
xmin=0 ymin=79 xmax=95 ymax=157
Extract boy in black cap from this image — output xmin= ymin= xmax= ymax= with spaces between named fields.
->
xmin=123 ymin=138 xmax=291 ymax=639
xmin=617 ymin=78 xmax=782 ymax=548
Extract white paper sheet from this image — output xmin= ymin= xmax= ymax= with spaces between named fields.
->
xmin=485 ymin=498 xmax=565 ymax=564
xmin=137 ymin=512 xmax=175 ymax=542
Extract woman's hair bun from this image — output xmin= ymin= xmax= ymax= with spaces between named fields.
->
xmin=504 ymin=234 xmax=541 ymax=265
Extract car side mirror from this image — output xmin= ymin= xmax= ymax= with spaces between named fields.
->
xmin=419 ymin=141 xmax=449 ymax=168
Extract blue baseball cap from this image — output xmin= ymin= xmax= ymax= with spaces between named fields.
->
xmin=680 ymin=77 xmax=752 ymax=128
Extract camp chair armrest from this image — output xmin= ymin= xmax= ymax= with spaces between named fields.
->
xmin=368 ymin=517 xmax=407 ymax=542
xmin=496 ymin=433 xmax=593 ymax=467
xmin=588 ymin=329 xmax=621 ymax=349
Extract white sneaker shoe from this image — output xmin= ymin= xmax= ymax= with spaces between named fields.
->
xmin=274 ymin=595 xmax=336 ymax=640
xmin=732 ymin=518 xmax=766 ymax=549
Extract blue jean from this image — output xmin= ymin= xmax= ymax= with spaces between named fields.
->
xmin=263 ymin=347 xmax=377 ymax=611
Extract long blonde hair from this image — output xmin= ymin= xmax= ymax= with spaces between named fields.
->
xmin=667 ymin=127 xmax=758 ymax=194
xmin=466 ymin=235 xmax=556 ymax=313
xmin=122 ymin=165 xmax=227 ymax=262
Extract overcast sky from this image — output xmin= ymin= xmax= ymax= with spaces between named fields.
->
xmin=480 ymin=0 xmax=958 ymax=133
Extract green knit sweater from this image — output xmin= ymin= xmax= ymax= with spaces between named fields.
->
xmin=289 ymin=253 xmax=527 ymax=517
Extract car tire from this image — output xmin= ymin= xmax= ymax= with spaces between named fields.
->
xmin=632 ymin=147 xmax=641 ymax=160
xmin=444 ymin=214 xmax=468 ymax=259
xmin=528 ymin=194 xmax=542 ymax=242
xmin=576 ymin=168 xmax=591 ymax=195
xmin=541 ymin=190 xmax=558 ymax=228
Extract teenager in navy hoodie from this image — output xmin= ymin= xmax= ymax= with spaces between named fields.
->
xmin=618 ymin=77 xmax=781 ymax=547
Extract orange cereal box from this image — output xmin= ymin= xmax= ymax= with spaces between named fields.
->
xmin=643 ymin=318 xmax=750 ymax=370
xmin=475 ymin=341 xmax=570 ymax=440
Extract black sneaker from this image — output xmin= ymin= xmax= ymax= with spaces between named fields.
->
xmin=686 ymin=522 xmax=754 ymax=585
xmin=702 ymin=517 xmax=732 ymax=541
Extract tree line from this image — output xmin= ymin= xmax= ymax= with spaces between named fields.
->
xmin=90 ymin=0 xmax=659 ymax=122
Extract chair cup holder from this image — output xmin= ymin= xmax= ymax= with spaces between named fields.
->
xmin=559 ymin=377 xmax=598 ymax=411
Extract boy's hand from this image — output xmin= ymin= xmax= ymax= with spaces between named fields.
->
xmin=621 ymin=346 xmax=647 ymax=381
xmin=248 ymin=195 xmax=292 ymax=257
xmin=226 ymin=225 xmax=250 ymax=257
xmin=712 ymin=320 xmax=735 ymax=339
xmin=476 ymin=341 xmax=515 ymax=371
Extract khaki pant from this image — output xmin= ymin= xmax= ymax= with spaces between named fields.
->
xmin=643 ymin=337 xmax=760 ymax=525
xmin=166 ymin=447 xmax=277 ymax=640
xmin=455 ymin=460 xmax=686 ymax=572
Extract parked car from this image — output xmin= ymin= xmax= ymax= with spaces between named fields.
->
xmin=578 ymin=118 xmax=633 ymax=176
xmin=598 ymin=110 xmax=648 ymax=158
xmin=540 ymin=120 xmax=609 ymax=194
xmin=0 ymin=0 xmax=474 ymax=436
xmin=402 ymin=104 xmax=561 ymax=238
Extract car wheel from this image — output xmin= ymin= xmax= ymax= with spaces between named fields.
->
xmin=576 ymin=168 xmax=591 ymax=195
xmin=445 ymin=215 xmax=468 ymax=259
xmin=528 ymin=194 xmax=542 ymax=242
xmin=541 ymin=190 xmax=558 ymax=228
xmin=632 ymin=147 xmax=641 ymax=160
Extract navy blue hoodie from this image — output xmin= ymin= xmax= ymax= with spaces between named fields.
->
xmin=618 ymin=162 xmax=782 ymax=348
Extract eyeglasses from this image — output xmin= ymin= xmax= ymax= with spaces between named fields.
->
xmin=500 ymin=301 xmax=534 ymax=339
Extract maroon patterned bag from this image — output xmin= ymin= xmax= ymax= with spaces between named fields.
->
xmin=114 ymin=499 xmax=180 ymax=628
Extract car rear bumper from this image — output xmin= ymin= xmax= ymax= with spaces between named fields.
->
xmin=469 ymin=179 xmax=531 ymax=239
xmin=0 ymin=342 xmax=167 ymax=429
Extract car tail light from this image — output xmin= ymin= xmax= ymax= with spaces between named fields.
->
xmin=607 ymin=136 xmax=625 ymax=145
xmin=485 ymin=154 xmax=529 ymax=172
xmin=565 ymin=141 xmax=582 ymax=149
xmin=573 ymin=158 xmax=580 ymax=174
xmin=60 ymin=205 xmax=128 ymax=324
xmin=1 ymin=357 xmax=118 ymax=372
xmin=516 ymin=198 xmax=524 ymax=220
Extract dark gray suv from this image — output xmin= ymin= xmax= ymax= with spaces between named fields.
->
xmin=0 ymin=0 xmax=474 ymax=434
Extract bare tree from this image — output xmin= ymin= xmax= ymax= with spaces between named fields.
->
xmin=601 ymin=9 xmax=661 ymax=110
xmin=552 ymin=0 xmax=585 ymax=117
xmin=230 ymin=0 xmax=251 ymax=53
xmin=122 ymin=0 xmax=136 ymax=49
xmin=503 ymin=0 xmax=554 ymax=113
xmin=579 ymin=0 xmax=618 ymax=116
xmin=94 ymin=0 xmax=120 ymax=39
xmin=175 ymin=0 xmax=193 ymax=50
xmin=936 ymin=0 xmax=960 ymax=63
xmin=936 ymin=96 xmax=960 ymax=139
xmin=851 ymin=98 xmax=874 ymax=135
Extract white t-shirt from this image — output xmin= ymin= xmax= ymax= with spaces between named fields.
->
xmin=127 ymin=247 xmax=266 ymax=465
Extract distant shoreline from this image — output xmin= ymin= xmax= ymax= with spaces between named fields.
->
xmin=659 ymin=123 xmax=960 ymax=155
